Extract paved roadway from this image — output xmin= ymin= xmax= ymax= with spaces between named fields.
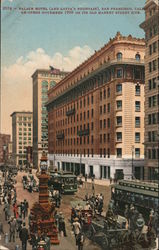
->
xmin=0 ymin=171 xmax=101 ymax=250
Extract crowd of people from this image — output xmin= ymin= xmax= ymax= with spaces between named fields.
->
xmin=0 ymin=171 xmax=29 ymax=250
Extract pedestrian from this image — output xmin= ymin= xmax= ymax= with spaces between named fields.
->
xmin=4 ymin=203 xmax=10 ymax=221
xmin=16 ymin=215 xmax=23 ymax=237
xmin=58 ymin=213 xmax=67 ymax=237
xmin=76 ymin=232 xmax=84 ymax=250
xmin=8 ymin=216 xmax=16 ymax=242
xmin=85 ymin=174 xmax=87 ymax=182
xmin=0 ymin=218 xmax=4 ymax=240
xmin=23 ymin=199 xmax=29 ymax=217
xmin=19 ymin=222 xmax=29 ymax=250
xmin=13 ymin=203 xmax=19 ymax=218
xmin=73 ymin=217 xmax=81 ymax=239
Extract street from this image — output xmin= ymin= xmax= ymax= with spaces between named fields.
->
xmin=0 ymin=171 xmax=104 ymax=250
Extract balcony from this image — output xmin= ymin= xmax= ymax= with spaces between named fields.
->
xmin=77 ymin=129 xmax=90 ymax=136
xmin=56 ymin=133 xmax=64 ymax=140
xmin=66 ymin=108 xmax=75 ymax=116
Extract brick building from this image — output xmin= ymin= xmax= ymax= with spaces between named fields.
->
xmin=46 ymin=32 xmax=145 ymax=180
xmin=0 ymin=133 xmax=11 ymax=164
xmin=140 ymin=0 xmax=159 ymax=180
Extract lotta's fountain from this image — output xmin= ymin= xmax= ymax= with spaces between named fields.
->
xmin=29 ymin=151 xmax=59 ymax=244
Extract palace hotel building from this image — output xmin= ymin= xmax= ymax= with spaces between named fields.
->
xmin=140 ymin=0 xmax=159 ymax=180
xmin=46 ymin=32 xmax=145 ymax=180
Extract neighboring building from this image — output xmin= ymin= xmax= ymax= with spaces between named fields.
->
xmin=0 ymin=133 xmax=11 ymax=164
xmin=10 ymin=111 xmax=33 ymax=166
xmin=140 ymin=0 xmax=159 ymax=180
xmin=46 ymin=32 xmax=145 ymax=180
xmin=32 ymin=69 xmax=68 ymax=169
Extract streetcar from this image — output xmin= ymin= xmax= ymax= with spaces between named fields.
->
xmin=48 ymin=170 xmax=77 ymax=194
xmin=111 ymin=180 xmax=158 ymax=222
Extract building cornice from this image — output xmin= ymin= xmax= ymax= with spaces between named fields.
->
xmin=50 ymin=32 xmax=145 ymax=92
xmin=46 ymin=58 xmax=144 ymax=108
xmin=10 ymin=111 xmax=33 ymax=117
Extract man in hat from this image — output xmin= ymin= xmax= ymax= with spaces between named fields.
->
xmin=19 ymin=222 xmax=29 ymax=250
xmin=73 ymin=217 xmax=81 ymax=239
xmin=8 ymin=216 xmax=16 ymax=242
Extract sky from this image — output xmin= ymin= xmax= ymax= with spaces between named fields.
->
xmin=1 ymin=0 xmax=146 ymax=136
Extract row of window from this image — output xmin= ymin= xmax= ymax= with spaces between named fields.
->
xmin=148 ymin=24 xmax=158 ymax=39
xmin=148 ymin=77 xmax=158 ymax=90
xmin=56 ymin=116 xmax=141 ymax=135
xmin=149 ymin=41 xmax=158 ymax=55
xmin=19 ymin=128 xmax=32 ymax=132
xmin=19 ymin=141 xmax=32 ymax=145
xmin=148 ymin=94 xmax=159 ymax=107
xmin=99 ymin=132 xmax=140 ymax=143
xmin=148 ymin=131 xmax=158 ymax=142
xmin=116 ymin=148 xmax=140 ymax=158
xmin=18 ymin=123 xmax=32 ymax=127
xmin=147 ymin=148 xmax=159 ymax=160
xmin=148 ymin=112 xmax=159 ymax=125
xmin=54 ymin=148 xmax=141 ymax=158
xmin=116 ymin=52 xmax=141 ymax=61
xmin=19 ymin=137 xmax=32 ymax=141
xmin=18 ymin=117 xmax=32 ymax=121
xmin=149 ymin=58 xmax=159 ymax=72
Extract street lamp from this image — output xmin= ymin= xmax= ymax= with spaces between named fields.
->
xmin=132 ymin=145 xmax=134 ymax=179
xmin=3 ymin=144 xmax=7 ymax=182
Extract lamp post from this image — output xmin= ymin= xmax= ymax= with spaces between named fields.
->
xmin=132 ymin=145 xmax=134 ymax=179
xmin=3 ymin=144 xmax=7 ymax=182
xmin=80 ymin=148 xmax=82 ymax=176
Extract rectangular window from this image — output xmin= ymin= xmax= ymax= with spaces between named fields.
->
xmin=117 ymin=69 xmax=122 ymax=78
xmin=116 ymin=100 xmax=122 ymax=110
xmin=107 ymin=118 xmax=110 ymax=128
xmin=135 ymin=85 xmax=140 ymax=95
xmin=87 ymin=110 xmax=89 ymax=118
xmin=135 ymin=117 xmax=140 ymax=127
xmin=116 ymin=84 xmax=122 ymax=93
xmin=152 ymin=60 xmax=157 ymax=71
xmin=91 ymin=122 xmax=94 ymax=130
xmin=103 ymin=119 xmax=106 ymax=128
xmin=117 ymin=148 xmax=122 ymax=158
xmin=104 ymin=134 xmax=106 ymax=143
xmin=91 ymin=95 xmax=94 ymax=104
xmin=135 ymin=132 xmax=140 ymax=143
xmin=148 ymin=114 xmax=151 ymax=125
xmin=152 ymin=95 xmax=156 ymax=106
xmin=100 ymin=120 xmax=102 ymax=129
xmin=100 ymin=91 xmax=102 ymax=101
xmin=135 ymin=148 xmax=140 ymax=158
xmin=104 ymin=89 xmax=106 ymax=99
xmin=91 ymin=136 xmax=94 ymax=144
xmin=153 ymin=24 xmax=157 ymax=35
xmin=148 ymin=79 xmax=152 ymax=90
xmin=153 ymin=42 xmax=157 ymax=53
xmin=116 ymin=116 xmax=122 ymax=126
xmin=100 ymin=106 xmax=102 ymax=115
xmin=91 ymin=109 xmax=94 ymax=118
xmin=152 ymin=113 xmax=156 ymax=124
xmin=149 ymin=62 xmax=152 ymax=72
xmin=116 ymin=132 xmax=122 ymax=142
xmin=152 ymin=78 xmax=156 ymax=89
xmin=100 ymin=134 xmax=102 ymax=143
xmin=149 ymin=44 xmax=152 ymax=55
xmin=135 ymin=101 xmax=140 ymax=111
xmin=107 ymin=103 xmax=110 ymax=112
xmin=104 ymin=104 xmax=106 ymax=113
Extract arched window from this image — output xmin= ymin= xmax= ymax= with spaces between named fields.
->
xmin=117 ymin=52 xmax=122 ymax=61
xmin=41 ymin=81 xmax=48 ymax=87
xmin=50 ymin=81 xmax=56 ymax=89
xmin=135 ymin=54 xmax=140 ymax=61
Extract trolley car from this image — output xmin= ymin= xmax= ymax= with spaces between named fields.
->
xmin=48 ymin=171 xmax=77 ymax=194
xmin=111 ymin=180 xmax=158 ymax=222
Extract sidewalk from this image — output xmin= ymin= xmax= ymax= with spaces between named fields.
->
xmin=81 ymin=177 xmax=111 ymax=186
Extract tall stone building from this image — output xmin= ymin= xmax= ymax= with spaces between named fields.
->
xmin=46 ymin=32 xmax=145 ymax=180
xmin=32 ymin=69 xmax=68 ymax=169
xmin=140 ymin=0 xmax=159 ymax=180
xmin=10 ymin=111 xmax=33 ymax=166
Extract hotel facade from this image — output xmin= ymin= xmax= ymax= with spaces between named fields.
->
xmin=140 ymin=0 xmax=159 ymax=180
xmin=47 ymin=32 xmax=145 ymax=180
xmin=11 ymin=111 xmax=33 ymax=166
xmin=32 ymin=69 xmax=68 ymax=169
